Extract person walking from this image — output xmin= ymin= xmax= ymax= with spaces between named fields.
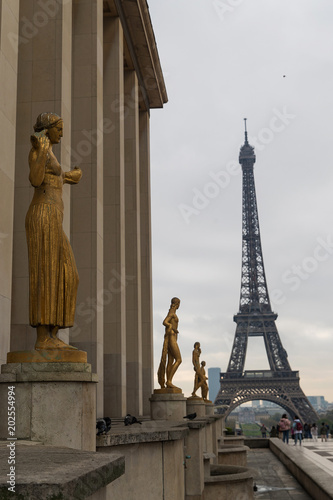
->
xmin=293 ymin=416 xmax=303 ymax=446
xmin=260 ymin=424 xmax=267 ymax=438
xmin=303 ymin=423 xmax=310 ymax=440
xmin=320 ymin=422 xmax=328 ymax=442
xmin=311 ymin=423 xmax=318 ymax=442
xmin=279 ymin=413 xmax=291 ymax=444
xmin=270 ymin=426 xmax=277 ymax=438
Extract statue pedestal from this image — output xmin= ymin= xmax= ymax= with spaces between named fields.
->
xmin=150 ymin=390 xmax=186 ymax=421
xmin=7 ymin=349 xmax=87 ymax=363
xmin=205 ymin=401 xmax=214 ymax=416
xmin=0 ymin=361 xmax=97 ymax=451
xmin=186 ymin=396 xmax=206 ymax=417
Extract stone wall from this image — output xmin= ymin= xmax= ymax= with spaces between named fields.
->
xmin=98 ymin=439 xmax=185 ymax=500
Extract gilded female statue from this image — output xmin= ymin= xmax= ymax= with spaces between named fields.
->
xmin=157 ymin=297 xmax=182 ymax=390
xmin=26 ymin=112 xmax=82 ymax=350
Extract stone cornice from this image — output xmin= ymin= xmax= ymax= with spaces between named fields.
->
xmin=104 ymin=0 xmax=168 ymax=109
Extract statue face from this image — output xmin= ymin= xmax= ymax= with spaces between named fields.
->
xmin=47 ymin=121 xmax=63 ymax=144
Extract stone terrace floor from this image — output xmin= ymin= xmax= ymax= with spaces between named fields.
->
xmin=296 ymin=437 xmax=333 ymax=475
xmin=247 ymin=438 xmax=333 ymax=499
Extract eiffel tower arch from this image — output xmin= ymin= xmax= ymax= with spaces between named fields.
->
xmin=214 ymin=121 xmax=318 ymax=424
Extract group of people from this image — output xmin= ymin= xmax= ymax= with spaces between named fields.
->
xmin=265 ymin=414 xmax=332 ymax=445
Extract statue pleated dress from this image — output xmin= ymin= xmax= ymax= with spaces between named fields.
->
xmin=25 ymin=150 xmax=79 ymax=328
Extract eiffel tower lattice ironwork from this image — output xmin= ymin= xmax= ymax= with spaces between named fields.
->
xmin=214 ymin=120 xmax=318 ymax=424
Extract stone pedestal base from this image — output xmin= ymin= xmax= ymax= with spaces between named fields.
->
xmin=0 ymin=362 xmax=97 ymax=451
xmin=150 ymin=392 xmax=186 ymax=421
xmin=205 ymin=402 xmax=214 ymax=415
xmin=7 ymin=349 xmax=87 ymax=363
xmin=186 ymin=397 xmax=206 ymax=417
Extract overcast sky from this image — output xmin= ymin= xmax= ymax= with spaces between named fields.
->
xmin=148 ymin=0 xmax=333 ymax=405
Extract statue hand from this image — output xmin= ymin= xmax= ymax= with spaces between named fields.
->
xmin=30 ymin=130 xmax=50 ymax=151
xmin=64 ymin=166 xmax=83 ymax=184
xmin=71 ymin=167 xmax=83 ymax=182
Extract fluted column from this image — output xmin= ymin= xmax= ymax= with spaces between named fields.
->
xmin=103 ymin=15 xmax=127 ymax=417
xmin=124 ymin=70 xmax=142 ymax=416
xmin=71 ymin=0 xmax=104 ymax=415
xmin=0 ymin=0 xmax=19 ymax=365
xmin=139 ymin=110 xmax=153 ymax=415
xmin=11 ymin=0 xmax=72 ymax=352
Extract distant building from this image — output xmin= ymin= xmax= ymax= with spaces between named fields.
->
xmin=208 ymin=367 xmax=221 ymax=402
xmin=308 ymin=396 xmax=329 ymax=411
xmin=263 ymin=401 xmax=278 ymax=408
xmin=239 ymin=407 xmax=256 ymax=424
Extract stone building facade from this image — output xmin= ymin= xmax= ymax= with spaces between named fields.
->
xmin=0 ymin=0 xmax=167 ymax=418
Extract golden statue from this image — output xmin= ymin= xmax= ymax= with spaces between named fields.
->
xmin=157 ymin=297 xmax=182 ymax=390
xmin=26 ymin=112 xmax=82 ymax=350
xmin=199 ymin=361 xmax=209 ymax=402
xmin=191 ymin=342 xmax=202 ymax=397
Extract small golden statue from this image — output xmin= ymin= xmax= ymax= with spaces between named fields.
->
xmin=157 ymin=297 xmax=182 ymax=391
xmin=191 ymin=342 xmax=202 ymax=397
xmin=199 ymin=361 xmax=209 ymax=402
xmin=191 ymin=342 xmax=210 ymax=401
xmin=26 ymin=112 xmax=82 ymax=350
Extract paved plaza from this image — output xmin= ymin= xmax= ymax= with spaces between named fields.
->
xmin=248 ymin=438 xmax=333 ymax=499
xmin=297 ymin=438 xmax=333 ymax=475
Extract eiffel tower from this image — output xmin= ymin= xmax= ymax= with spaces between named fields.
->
xmin=214 ymin=120 xmax=318 ymax=424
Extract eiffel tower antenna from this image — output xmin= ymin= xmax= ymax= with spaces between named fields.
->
xmin=214 ymin=122 xmax=318 ymax=423
xmin=244 ymin=117 xmax=248 ymax=144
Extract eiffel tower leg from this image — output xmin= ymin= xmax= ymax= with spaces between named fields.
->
xmin=226 ymin=325 xmax=248 ymax=374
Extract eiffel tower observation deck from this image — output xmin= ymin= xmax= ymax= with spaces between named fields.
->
xmin=214 ymin=120 xmax=318 ymax=424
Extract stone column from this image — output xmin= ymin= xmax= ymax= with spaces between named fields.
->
xmin=185 ymin=422 xmax=206 ymax=499
xmin=139 ymin=110 xmax=153 ymax=415
xmin=124 ymin=70 xmax=143 ymax=416
xmin=11 ymin=0 xmax=72 ymax=352
xmin=71 ymin=0 xmax=104 ymax=416
xmin=103 ymin=15 xmax=127 ymax=418
xmin=0 ymin=0 xmax=19 ymax=366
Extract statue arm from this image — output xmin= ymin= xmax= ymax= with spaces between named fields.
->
xmin=28 ymin=135 xmax=49 ymax=187
xmin=163 ymin=311 xmax=174 ymax=333
xmin=63 ymin=167 xmax=83 ymax=184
